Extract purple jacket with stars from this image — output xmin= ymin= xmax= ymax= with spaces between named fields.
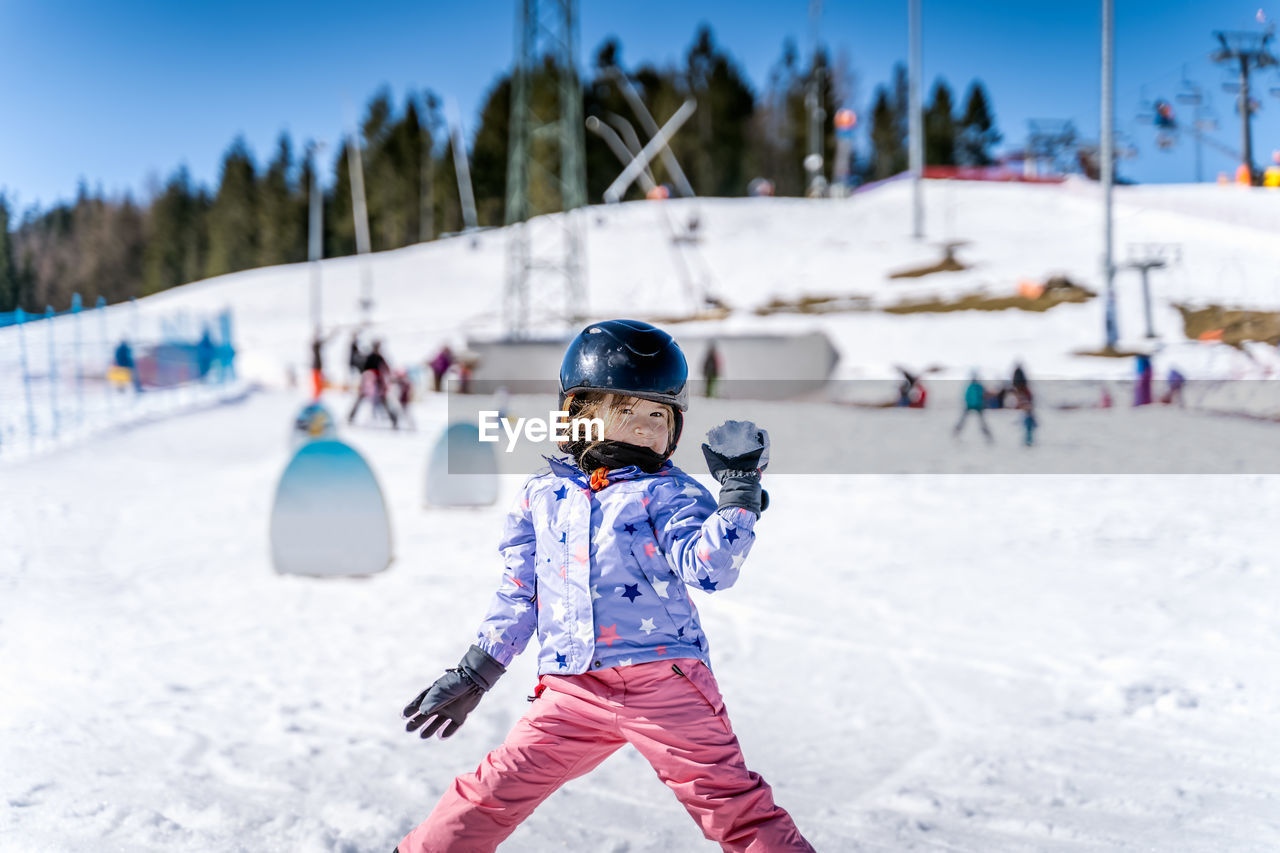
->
xmin=473 ymin=455 xmax=758 ymax=675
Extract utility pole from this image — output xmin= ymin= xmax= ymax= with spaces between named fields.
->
xmin=1101 ymin=0 xmax=1117 ymax=349
xmin=805 ymin=0 xmax=826 ymax=197
xmin=346 ymin=135 xmax=374 ymax=317
xmin=307 ymin=141 xmax=326 ymax=334
xmin=1210 ymin=28 xmax=1277 ymax=183
xmin=420 ymin=92 xmax=439 ymax=243
xmin=908 ymin=0 xmax=924 ymax=239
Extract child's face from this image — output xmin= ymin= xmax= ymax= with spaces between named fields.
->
xmin=603 ymin=397 xmax=672 ymax=454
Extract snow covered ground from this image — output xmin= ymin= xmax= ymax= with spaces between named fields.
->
xmin=3 ymin=181 xmax=1280 ymax=851
xmin=3 ymin=389 xmax=1279 ymax=852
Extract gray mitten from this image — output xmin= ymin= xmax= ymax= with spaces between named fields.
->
xmin=701 ymin=420 xmax=770 ymax=516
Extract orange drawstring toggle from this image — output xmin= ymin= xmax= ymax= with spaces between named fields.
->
xmin=590 ymin=467 xmax=610 ymax=491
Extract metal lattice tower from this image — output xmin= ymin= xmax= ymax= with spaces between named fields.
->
xmin=504 ymin=0 xmax=587 ymax=339
xmin=1210 ymin=28 xmax=1277 ymax=181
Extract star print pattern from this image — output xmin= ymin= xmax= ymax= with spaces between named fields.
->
xmin=472 ymin=455 xmax=756 ymax=675
xmin=596 ymin=623 xmax=621 ymax=647
xmin=572 ymin=621 xmax=594 ymax=644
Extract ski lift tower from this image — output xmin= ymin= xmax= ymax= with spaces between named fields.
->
xmin=504 ymin=0 xmax=588 ymax=339
xmin=1210 ymin=27 xmax=1277 ymax=182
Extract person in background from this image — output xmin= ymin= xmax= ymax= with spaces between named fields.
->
xmin=1014 ymin=380 xmax=1037 ymax=447
xmin=392 ymin=368 xmax=415 ymax=429
xmin=429 ymin=345 xmax=454 ymax=393
xmin=1134 ymin=354 xmax=1153 ymax=407
xmin=1011 ymin=361 xmax=1028 ymax=396
xmin=348 ymin=340 xmax=398 ymax=429
xmin=348 ymin=334 xmax=365 ymax=385
xmin=896 ymin=367 xmax=927 ymax=407
xmin=114 ymin=339 xmax=142 ymax=393
xmin=702 ymin=341 xmax=722 ymax=398
xmin=953 ymin=371 xmax=993 ymax=443
xmin=309 ymin=328 xmax=337 ymax=401
xmin=1164 ymin=367 xmax=1186 ymax=407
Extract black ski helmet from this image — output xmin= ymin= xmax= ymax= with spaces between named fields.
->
xmin=559 ymin=319 xmax=688 ymax=453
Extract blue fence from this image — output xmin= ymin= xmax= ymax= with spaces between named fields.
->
xmin=0 ymin=295 xmax=240 ymax=459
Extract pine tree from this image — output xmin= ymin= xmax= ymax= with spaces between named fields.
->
xmin=434 ymin=134 xmax=463 ymax=235
xmin=205 ymin=137 xmax=259 ymax=277
xmin=752 ymin=40 xmax=800 ymax=194
xmin=924 ymin=78 xmax=958 ymax=166
xmin=891 ymin=63 xmax=909 ymax=157
xmin=0 ymin=194 xmax=18 ymax=311
xmin=360 ymin=89 xmax=396 ymax=251
xmin=957 ymin=81 xmax=1001 ymax=166
xmin=684 ymin=26 xmax=755 ymax=197
xmin=869 ymin=88 xmax=904 ymax=179
xmin=471 ymin=73 xmax=512 ymax=226
xmin=325 ymin=137 xmax=356 ymax=258
xmin=257 ymin=133 xmax=304 ymax=266
xmin=378 ymin=94 xmax=427 ymax=248
xmin=142 ymin=168 xmax=210 ymax=293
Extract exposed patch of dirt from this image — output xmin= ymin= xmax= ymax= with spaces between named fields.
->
xmin=885 ymin=276 xmax=1095 ymax=314
xmin=1071 ymin=347 xmax=1152 ymax=359
xmin=1173 ymin=303 xmax=1280 ymax=347
xmin=753 ymin=294 xmax=873 ymax=316
xmin=639 ymin=306 xmax=732 ymax=324
xmin=888 ymin=245 xmax=970 ymax=279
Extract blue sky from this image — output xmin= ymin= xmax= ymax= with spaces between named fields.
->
xmin=2 ymin=0 xmax=1277 ymax=212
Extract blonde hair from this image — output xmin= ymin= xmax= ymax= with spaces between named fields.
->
xmin=561 ymin=392 xmax=674 ymax=458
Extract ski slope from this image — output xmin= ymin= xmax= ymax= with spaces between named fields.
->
xmin=121 ymin=178 xmax=1280 ymax=389
xmin=3 ymin=180 xmax=1280 ymax=851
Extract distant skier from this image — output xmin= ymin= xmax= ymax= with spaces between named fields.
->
xmin=309 ymin=328 xmax=337 ymax=401
xmin=391 ymin=368 xmax=415 ymax=429
xmin=428 ymin=345 xmax=454 ymax=393
xmin=896 ymin=367 xmax=927 ymax=407
xmin=1015 ymin=382 xmax=1037 ymax=446
xmin=702 ymin=341 xmax=722 ymax=398
xmin=114 ymin=339 xmax=142 ymax=392
xmin=953 ymin=371 xmax=993 ymax=442
xmin=1011 ymin=361 xmax=1028 ymax=395
xmin=1163 ymin=367 xmax=1186 ymax=407
xmin=347 ymin=334 xmax=364 ymax=385
xmin=395 ymin=319 xmax=814 ymax=853
xmin=348 ymin=340 xmax=398 ymax=429
xmin=1134 ymin=354 xmax=1153 ymax=406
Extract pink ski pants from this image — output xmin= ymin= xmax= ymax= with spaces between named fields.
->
xmin=399 ymin=658 xmax=814 ymax=852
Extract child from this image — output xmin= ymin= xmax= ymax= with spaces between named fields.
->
xmin=397 ymin=319 xmax=814 ymax=852
xmin=952 ymin=370 xmax=993 ymax=443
